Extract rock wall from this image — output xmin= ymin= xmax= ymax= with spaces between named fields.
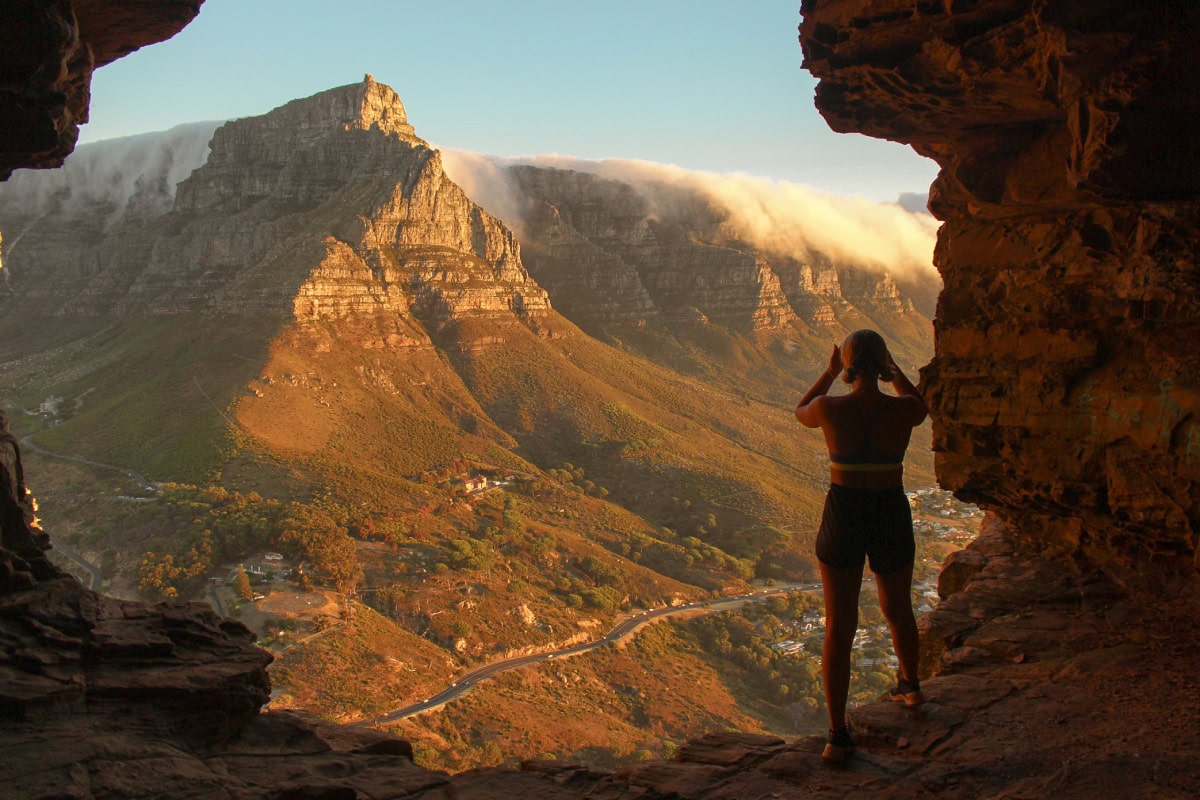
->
xmin=800 ymin=0 xmax=1200 ymax=573
xmin=508 ymin=164 xmax=931 ymax=342
xmin=0 ymin=77 xmax=553 ymax=334
xmin=0 ymin=0 xmax=203 ymax=179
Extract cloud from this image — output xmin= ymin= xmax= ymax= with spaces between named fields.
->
xmin=0 ymin=121 xmax=222 ymax=227
xmin=439 ymin=151 xmax=940 ymax=281
xmin=1 ymin=125 xmax=938 ymax=282
xmin=437 ymin=149 xmax=532 ymax=235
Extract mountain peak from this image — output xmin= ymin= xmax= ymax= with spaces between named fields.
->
xmin=347 ymin=74 xmax=417 ymax=139
xmin=249 ymin=75 xmax=420 ymax=144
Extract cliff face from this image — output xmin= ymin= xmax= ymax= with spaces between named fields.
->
xmin=801 ymin=0 xmax=1200 ymax=573
xmin=0 ymin=77 xmax=551 ymax=340
xmin=507 ymin=164 xmax=933 ymax=346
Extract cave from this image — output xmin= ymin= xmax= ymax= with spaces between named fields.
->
xmin=2 ymin=1 xmax=1197 ymax=797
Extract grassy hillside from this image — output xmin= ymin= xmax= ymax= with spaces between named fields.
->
xmin=1 ymin=296 xmax=934 ymax=767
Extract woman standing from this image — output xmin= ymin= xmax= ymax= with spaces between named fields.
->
xmin=794 ymin=330 xmax=928 ymax=762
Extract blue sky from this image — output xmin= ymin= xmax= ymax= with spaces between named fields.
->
xmin=81 ymin=0 xmax=937 ymax=202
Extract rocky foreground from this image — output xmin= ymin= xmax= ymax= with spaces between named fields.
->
xmin=4 ymin=519 xmax=1197 ymax=799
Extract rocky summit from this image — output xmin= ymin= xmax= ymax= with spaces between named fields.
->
xmin=1 ymin=76 xmax=552 ymax=341
xmin=0 ymin=74 xmax=935 ymax=385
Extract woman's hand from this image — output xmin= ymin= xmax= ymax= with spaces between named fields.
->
xmin=827 ymin=344 xmax=843 ymax=378
xmin=796 ymin=344 xmax=842 ymax=427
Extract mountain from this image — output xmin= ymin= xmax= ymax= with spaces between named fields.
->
xmin=495 ymin=161 xmax=936 ymax=398
xmin=0 ymin=76 xmax=938 ymax=762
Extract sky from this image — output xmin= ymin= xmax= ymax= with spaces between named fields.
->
xmin=80 ymin=0 xmax=938 ymax=203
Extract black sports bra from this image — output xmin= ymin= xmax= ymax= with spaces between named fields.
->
xmin=829 ymin=401 xmax=904 ymax=470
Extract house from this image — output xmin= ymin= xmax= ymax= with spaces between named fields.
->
xmin=461 ymin=476 xmax=488 ymax=493
xmin=240 ymin=554 xmax=296 ymax=582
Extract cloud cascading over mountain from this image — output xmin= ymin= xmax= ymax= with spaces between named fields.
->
xmin=440 ymin=150 xmax=940 ymax=281
xmin=2 ymin=122 xmax=222 ymax=230
xmin=1 ymin=121 xmax=938 ymax=284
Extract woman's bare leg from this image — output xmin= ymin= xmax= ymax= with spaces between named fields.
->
xmin=820 ymin=561 xmax=864 ymax=730
xmin=874 ymin=561 xmax=920 ymax=682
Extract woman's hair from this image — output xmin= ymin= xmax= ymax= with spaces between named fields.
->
xmin=841 ymin=329 xmax=895 ymax=383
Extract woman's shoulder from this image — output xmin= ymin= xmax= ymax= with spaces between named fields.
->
xmin=882 ymin=392 xmax=928 ymax=423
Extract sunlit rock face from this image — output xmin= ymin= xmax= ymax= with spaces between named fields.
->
xmin=801 ymin=0 xmax=1200 ymax=572
xmin=0 ymin=77 xmax=552 ymax=339
xmin=507 ymin=165 xmax=798 ymax=331
xmin=507 ymin=164 xmax=930 ymax=337
xmin=0 ymin=0 xmax=203 ymax=179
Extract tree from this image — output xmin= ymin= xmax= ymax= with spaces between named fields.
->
xmin=277 ymin=502 xmax=361 ymax=592
xmin=233 ymin=565 xmax=254 ymax=601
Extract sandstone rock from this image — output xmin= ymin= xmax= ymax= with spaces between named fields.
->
xmin=507 ymin=164 xmax=935 ymax=375
xmin=936 ymin=547 xmax=988 ymax=599
xmin=0 ymin=575 xmax=270 ymax=737
xmin=801 ymin=0 xmax=1200 ymax=573
xmin=673 ymin=731 xmax=786 ymax=766
xmin=0 ymin=0 xmax=202 ymax=179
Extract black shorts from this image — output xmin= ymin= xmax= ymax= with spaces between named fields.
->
xmin=816 ymin=485 xmax=914 ymax=575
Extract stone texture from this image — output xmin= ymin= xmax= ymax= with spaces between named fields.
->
xmin=0 ymin=0 xmax=203 ymax=179
xmin=0 ymin=77 xmax=554 ymax=350
xmin=800 ymin=0 xmax=1200 ymax=573
xmin=508 ymin=164 xmax=933 ymax=358
xmin=0 ymin=575 xmax=270 ymax=732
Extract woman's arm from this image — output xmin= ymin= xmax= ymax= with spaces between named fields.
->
xmin=888 ymin=359 xmax=928 ymax=425
xmin=795 ymin=345 xmax=841 ymax=427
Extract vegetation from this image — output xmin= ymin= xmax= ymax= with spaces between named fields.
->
xmin=0 ymin=287 xmax=947 ymax=772
xmin=135 ymin=484 xmax=281 ymax=600
xmin=233 ymin=565 xmax=254 ymax=601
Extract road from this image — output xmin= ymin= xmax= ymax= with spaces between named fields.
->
xmin=352 ymin=583 xmax=819 ymax=727
xmin=18 ymin=434 xmax=160 ymax=590
xmin=20 ymin=435 xmax=159 ymax=495
xmin=45 ymin=529 xmax=101 ymax=588
xmin=206 ymin=581 xmax=227 ymax=616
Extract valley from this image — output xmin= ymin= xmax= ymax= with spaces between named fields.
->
xmin=0 ymin=76 xmax=962 ymax=770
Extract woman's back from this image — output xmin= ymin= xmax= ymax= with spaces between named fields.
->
xmin=792 ymin=330 xmax=930 ymax=760
xmin=795 ymin=331 xmax=927 ymax=491
xmin=820 ymin=391 xmax=920 ymax=466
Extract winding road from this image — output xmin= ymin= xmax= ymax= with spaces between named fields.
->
xmin=352 ymin=583 xmax=819 ymax=728
xmin=21 ymin=435 xmax=159 ymax=496
xmin=18 ymin=434 xmax=160 ymax=589
xmin=16 ymin=431 xmax=822 ymax=726
xmin=44 ymin=529 xmax=101 ymax=588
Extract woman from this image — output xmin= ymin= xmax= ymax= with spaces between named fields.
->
xmin=794 ymin=329 xmax=928 ymax=762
